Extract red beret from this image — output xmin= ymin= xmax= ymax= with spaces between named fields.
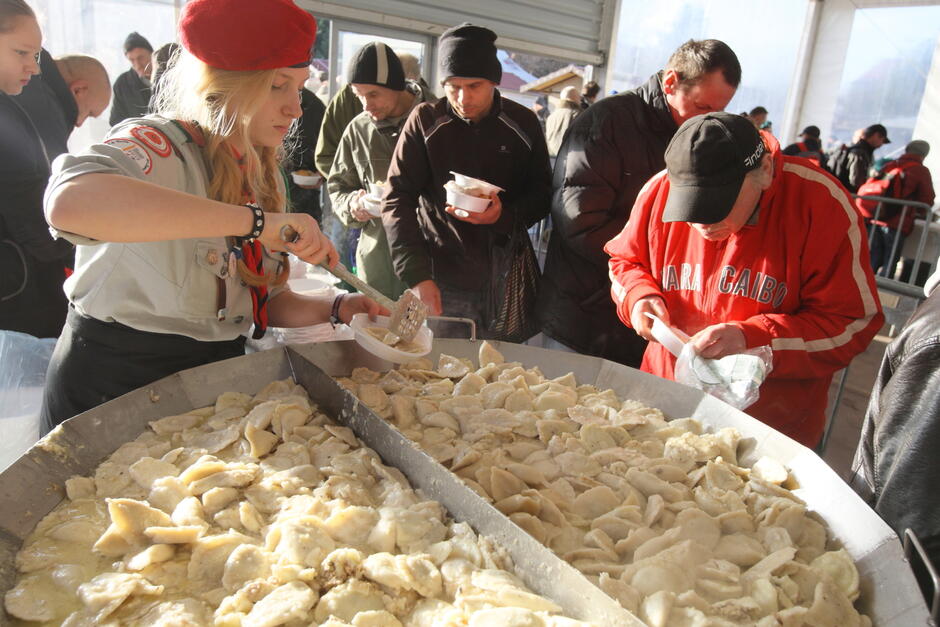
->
xmin=179 ymin=0 xmax=316 ymax=71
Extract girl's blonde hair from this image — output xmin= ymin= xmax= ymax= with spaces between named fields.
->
xmin=0 ymin=0 xmax=35 ymax=32
xmin=154 ymin=50 xmax=288 ymax=287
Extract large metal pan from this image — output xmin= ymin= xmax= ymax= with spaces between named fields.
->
xmin=0 ymin=339 xmax=930 ymax=625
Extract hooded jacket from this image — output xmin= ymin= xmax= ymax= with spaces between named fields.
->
xmin=0 ymin=50 xmax=75 ymax=338
xmin=849 ymin=271 xmax=940 ymax=575
xmin=605 ymin=138 xmax=884 ymax=447
xmin=382 ymin=90 xmax=551 ymax=291
xmin=869 ymin=153 xmax=935 ymax=235
xmin=538 ymin=73 xmax=678 ymax=366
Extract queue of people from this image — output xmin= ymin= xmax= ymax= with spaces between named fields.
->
xmin=0 ymin=0 xmax=922 ymax=460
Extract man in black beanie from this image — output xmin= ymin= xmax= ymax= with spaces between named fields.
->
xmin=327 ymin=42 xmax=435 ymax=299
xmin=110 ymin=32 xmax=153 ymax=126
xmin=383 ymin=23 xmax=551 ymax=339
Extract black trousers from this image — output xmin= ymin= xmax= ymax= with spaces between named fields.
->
xmin=40 ymin=308 xmax=246 ymax=435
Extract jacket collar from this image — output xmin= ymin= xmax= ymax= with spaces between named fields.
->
xmin=39 ymin=49 xmax=78 ymax=129
xmin=375 ymin=81 xmax=427 ymax=130
xmin=445 ymin=88 xmax=504 ymax=125
xmin=852 ymin=139 xmax=875 ymax=156
xmin=636 ymin=72 xmax=678 ymax=135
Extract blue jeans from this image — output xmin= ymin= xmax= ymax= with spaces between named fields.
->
xmin=869 ymin=225 xmax=904 ymax=278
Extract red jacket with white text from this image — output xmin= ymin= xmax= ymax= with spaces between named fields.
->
xmin=605 ymin=145 xmax=884 ymax=447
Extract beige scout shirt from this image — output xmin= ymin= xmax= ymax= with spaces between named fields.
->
xmin=45 ymin=115 xmax=286 ymax=341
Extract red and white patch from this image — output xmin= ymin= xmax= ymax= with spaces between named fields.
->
xmin=130 ymin=126 xmax=172 ymax=157
xmin=104 ymin=138 xmax=153 ymax=174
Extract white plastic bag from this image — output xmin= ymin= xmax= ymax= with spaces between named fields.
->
xmin=0 ymin=331 xmax=56 ymax=471
xmin=674 ymin=342 xmax=773 ymax=410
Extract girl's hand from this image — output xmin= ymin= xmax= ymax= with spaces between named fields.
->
xmin=339 ymin=292 xmax=389 ymax=323
xmin=261 ymin=212 xmax=338 ymax=267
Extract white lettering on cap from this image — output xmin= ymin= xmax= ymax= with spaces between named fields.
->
xmin=744 ymin=140 xmax=765 ymax=168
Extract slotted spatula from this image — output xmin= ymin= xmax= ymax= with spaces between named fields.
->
xmin=281 ymin=226 xmax=428 ymax=342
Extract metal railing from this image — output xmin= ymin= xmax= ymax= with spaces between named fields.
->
xmin=857 ymin=194 xmax=936 ymax=289
xmin=818 ymin=195 xmax=935 ymax=455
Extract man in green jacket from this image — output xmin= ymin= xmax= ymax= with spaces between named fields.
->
xmin=327 ymin=42 xmax=434 ymax=298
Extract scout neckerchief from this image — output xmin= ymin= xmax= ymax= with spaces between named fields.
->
xmin=229 ymin=144 xmax=279 ymax=340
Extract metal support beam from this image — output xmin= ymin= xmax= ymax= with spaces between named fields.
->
xmin=781 ymin=0 xmax=824 ymax=143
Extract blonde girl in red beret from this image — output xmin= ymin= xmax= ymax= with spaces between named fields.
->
xmin=40 ymin=0 xmax=383 ymax=432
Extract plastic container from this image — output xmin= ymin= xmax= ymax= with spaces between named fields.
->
xmin=444 ymin=182 xmax=492 ymax=213
xmin=349 ymin=313 xmax=432 ymax=363
xmin=368 ymin=182 xmax=385 ymax=197
xmin=291 ymin=170 xmax=322 ymax=186
xmin=287 ymin=277 xmax=330 ymax=295
xmin=361 ymin=195 xmax=383 ymax=217
xmin=449 ymin=171 xmax=504 ymax=196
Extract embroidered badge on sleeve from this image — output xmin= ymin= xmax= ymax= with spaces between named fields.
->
xmin=104 ymin=138 xmax=153 ymax=174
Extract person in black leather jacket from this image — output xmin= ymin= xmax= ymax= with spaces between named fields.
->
xmin=537 ymin=39 xmax=740 ymax=366
xmin=850 ymin=269 xmax=940 ymax=590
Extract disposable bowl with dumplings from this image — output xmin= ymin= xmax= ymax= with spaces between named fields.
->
xmin=361 ymin=194 xmax=383 ymax=218
xmin=349 ymin=313 xmax=432 ymax=363
xmin=449 ymin=171 xmax=504 ymax=197
xmin=444 ymin=183 xmax=491 ymax=214
xmin=368 ymin=182 xmax=385 ymax=198
xmin=291 ymin=170 xmax=321 ymax=186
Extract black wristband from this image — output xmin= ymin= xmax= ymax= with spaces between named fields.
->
xmin=241 ymin=204 xmax=264 ymax=241
xmin=330 ymin=293 xmax=346 ymax=327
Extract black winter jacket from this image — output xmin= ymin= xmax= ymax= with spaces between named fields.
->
xmin=0 ymin=99 xmax=70 ymax=337
xmin=15 ymin=50 xmax=76 ymax=157
xmin=110 ymin=68 xmax=151 ymax=127
xmin=538 ymin=73 xmax=678 ymax=366
xmin=849 ymin=282 xmax=940 ymax=576
xmin=383 ymin=92 xmax=551 ymax=291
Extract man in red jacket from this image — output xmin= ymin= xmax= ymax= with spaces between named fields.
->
xmin=605 ymin=112 xmax=884 ymax=447
xmin=867 ymin=139 xmax=935 ymax=278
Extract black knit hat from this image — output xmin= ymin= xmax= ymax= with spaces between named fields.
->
xmin=437 ymin=23 xmax=501 ymax=84
xmin=124 ymin=32 xmax=153 ymax=54
xmin=347 ymin=42 xmax=405 ymax=91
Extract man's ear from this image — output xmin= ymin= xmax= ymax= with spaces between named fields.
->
xmin=662 ymin=69 xmax=679 ymax=95
xmin=70 ymin=79 xmax=89 ymax=98
xmin=759 ymin=153 xmax=774 ymax=189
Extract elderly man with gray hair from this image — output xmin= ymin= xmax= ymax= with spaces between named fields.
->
xmin=545 ymin=85 xmax=581 ymax=157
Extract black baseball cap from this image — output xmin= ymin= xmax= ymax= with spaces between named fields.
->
xmin=863 ymin=123 xmax=891 ymax=143
xmin=800 ymin=125 xmax=820 ymax=138
xmin=663 ymin=112 xmax=766 ymax=224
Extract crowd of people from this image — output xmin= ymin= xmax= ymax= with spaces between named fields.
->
xmin=0 ymin=0 xmax=937 ymax=580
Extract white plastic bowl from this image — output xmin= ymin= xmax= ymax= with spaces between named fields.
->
xmin=368 ymin=182 xmax=385 ymax=197
xmin=288 ymin=277 xmax=330 ymax=295
xmin=449 ymin=171 xmax=504 ymax=196
xmin=349 ymin=313 xmax=432 ymax=363
xmin=445 ymin=186 xmax=491 ymax=213
xmin=361 ymin=195 xmax=383 ymax=217
xmin=292 ymin=170 xmax=322 ymax=186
